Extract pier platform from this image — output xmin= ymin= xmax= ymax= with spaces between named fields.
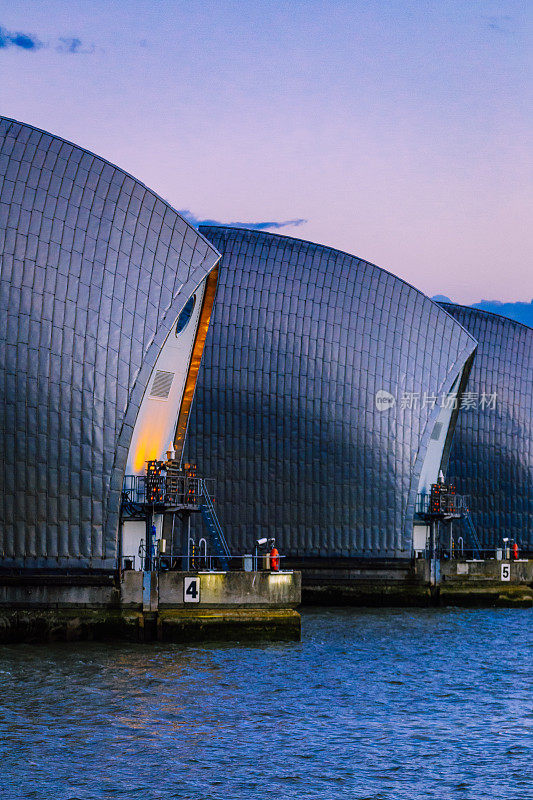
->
xmin=434 ymin=558 xmax=533 ymax=607
xmin=288 ymin=557 xmax=533 ymax=608
xmin=0 ymin=570 xmax=301 ymax=644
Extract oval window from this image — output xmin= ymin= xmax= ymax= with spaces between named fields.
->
xmin=175 ymin=295 xmax=196 ymax=336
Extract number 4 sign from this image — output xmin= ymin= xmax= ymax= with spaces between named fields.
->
xmin=184 ymin=576 xmax=200 ymax=603
xmin=501 ymin=563 xmax=511 ymax=582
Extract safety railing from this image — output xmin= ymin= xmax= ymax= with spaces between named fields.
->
xmin=121 ymin=552 xmax=286 ymax=573
xmin=122 ymin=475 xmax=147 ymax=504
xmin=122 ymin=473 xmax=216 ymax=508
xmin=415 ymin=547 xmax=511 ymax=561
xmin=415 ymin=492 xmax=470 ymax=516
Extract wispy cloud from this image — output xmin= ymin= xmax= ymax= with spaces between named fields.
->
xmin=485 ymin=15 xmax=513 ymax=34
xmin=0 ymin=25 xmax=43 ymax=51
xmin=0 ymin=25 xmax=93 ymax=54
xmin=179 ymin=210 xmax=307 ymax=232
xmin=56 ymin=37 xmax=94 ymax=54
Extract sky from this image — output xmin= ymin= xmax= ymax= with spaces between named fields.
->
xmin=1 ymin=0 xmax=531 ymax=308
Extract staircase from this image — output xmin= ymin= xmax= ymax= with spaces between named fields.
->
xmin=462 ymin=513 xmax=482 ymax=559
xmin=199 ymin=479 xmax=231 ymax=570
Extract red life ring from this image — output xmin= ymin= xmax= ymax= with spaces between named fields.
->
xmin=270 ymin=547 xmax=280 ymax=572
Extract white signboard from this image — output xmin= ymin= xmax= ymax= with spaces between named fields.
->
xmin=184 ymin=576 xmax=200 ymax=603
xmin=501 ymin=563 xmax=511 ymax=582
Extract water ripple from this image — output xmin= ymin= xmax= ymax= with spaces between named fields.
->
xmin=0 ymin=607 xmax=531 ymax=799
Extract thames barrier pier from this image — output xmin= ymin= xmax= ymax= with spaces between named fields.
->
xmin=291 ymin=481 xmax=532 ymax=607
xmin=292 ymin=557 xmax=533 ymax=608
xmin=0 ymin=569 xmax=301 ymax=643
xmin=0 ymin=117 xmax=301 ymax=643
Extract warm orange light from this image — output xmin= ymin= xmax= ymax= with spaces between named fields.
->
xmin=133 ymin=431 xmax=160 ymax=472
xmin=174 ymin=264 xmax=219 ymax=460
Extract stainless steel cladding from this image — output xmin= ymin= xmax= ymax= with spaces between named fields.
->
xmin=186 ymin=227 xmax=477 ymax=558
xmin=0 ymin=117 xmax=220 ymax=569
xmin=440 ymin=304 xmax=533 ymax=552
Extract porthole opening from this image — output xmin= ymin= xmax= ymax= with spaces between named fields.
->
xmin=175 ymin=295 xmax=196 ymax=336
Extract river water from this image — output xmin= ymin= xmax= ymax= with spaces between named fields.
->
xmin=0 ymin=607 xmax=531 ymax=800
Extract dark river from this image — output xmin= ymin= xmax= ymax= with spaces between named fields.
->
xmin=0 ymin=608 xmax=531 ymax=800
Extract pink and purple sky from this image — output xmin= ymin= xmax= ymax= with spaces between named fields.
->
xmin=1 ymin=0 xmax=531 ymax=312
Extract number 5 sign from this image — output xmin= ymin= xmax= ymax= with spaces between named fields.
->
xmin=184 ymin=576 xmax=200 ymax=603
xmin=501 ymin=563 xmax=511 ymax=582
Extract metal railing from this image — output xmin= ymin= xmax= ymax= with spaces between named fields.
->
xmin=122 ymin=473 xmax=216 ymax=508
xmin=415 ymin=545 xmax=514 ymax=561
xmin=121 ymin=552 xmax=286 ymax=573
xmin=415 ymin=492 xmax=470 ymax=516
xmin=122 ymin=475 xmax=147 ymax=504
xmin=198 ymin=479 xmax=231 ymax=566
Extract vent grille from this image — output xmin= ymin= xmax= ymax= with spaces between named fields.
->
xmin=431 ymin=422 xmax=443 ymax=441
xmin=149 ymin=370 xmax=174 ymax=400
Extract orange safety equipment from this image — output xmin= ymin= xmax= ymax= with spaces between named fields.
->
xmin=512 ymin=542 xmax=519 ymax=560
xmin=270 ymin=547 xmax=280 ymax=572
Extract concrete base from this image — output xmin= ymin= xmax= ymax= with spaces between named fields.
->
xmin=0 ymin=607 xmax=301 ymax=644
xmin=0 ymin=608 xmax=142 ymax=644
xmin=158 ymin=608 xmax=301 ymax=642
xmin=294 ymin=558 xmax=533 ymax=608
xmin=298 ymin=560 xmax=430 ymax=606
xmin=303 ymin=583 xmax=431 ymax=606
xmin=437 ymin=559 xmax=533 ymax=608
xmin=0 ymin=569 xmax=302 ymax=643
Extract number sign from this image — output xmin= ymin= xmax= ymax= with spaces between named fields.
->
xmin=184 ymin=576 xmax=200 ymax=603
xmin=501 ymin=563 xmax=511 ymax=582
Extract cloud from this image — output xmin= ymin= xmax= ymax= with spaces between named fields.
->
xmin=179 ymin=210 xmax=307 ymax=232
xmin=0 ymin=26 xmax=93 ymax=54
xmin=0 ymin=26 xmax=43 ymax=51
xmin=56 ymin=37 xmax=94 ymax=54
xmin=485 ymin=15 xmax=513 ymax=34
xmin=435 ymin=296 xmax=533 ymax=329
xmin=472 ymin=299 xmax=533 ymax=329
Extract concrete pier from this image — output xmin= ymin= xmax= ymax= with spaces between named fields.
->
xmin=292 ymin=557 xmax=533 ymax=608
xmin=435 ymin=558 xmax=533 ymax=607
xmin=296 ymin=559 xmax=429 ymax=606
xmin=0 ymin=570 xmax=301 ymax=644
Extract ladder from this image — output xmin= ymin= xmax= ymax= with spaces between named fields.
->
xmin=462 ymin=513 xmax=482 ymax=559
xmin=199 ymin=479 xmax=231 ymax=570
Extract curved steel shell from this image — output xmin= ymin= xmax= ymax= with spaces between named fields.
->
xmin=0 ymin=117 xmax=220 ymax=568
xmin=186 ymin=227 xmax=477 ymax=558
xmin=440 ymin=304 xmax=533 ymax=551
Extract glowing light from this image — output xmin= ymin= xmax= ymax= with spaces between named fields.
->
xmin=133 ymin=431 xmax=160 ymax=472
